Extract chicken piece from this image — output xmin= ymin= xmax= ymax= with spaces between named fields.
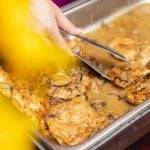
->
xmin=0 ymin=68 xmax=44 ymax=123
xmin=109 ymin=37 xmax=141 ymax=61
xmin=12 ymin=81 xmax=52 ymax=139
xmin=108 ymin=67 xmax=135 ymax=88
xmin=110 ymin=65 xmax=150 ymax=88
xmin=107 ymin=37 xmax=150 ymax=88
xmin=46 ymin=98 xmax=105 ymax=145
xmin=109 ymin=66 xmax=149 ymax=88
xmin=12 ymin=81 xmax=50 ymax=126
xmin=48 ymin=70 xmax=91 ymax=101
xmin=0 ymin=68 xmax=51 ymax=138
xmin=110 ymin=37 xmax=150 ymax=67
xmin=125 ymin=74 xmax=150 ymax=105
xmin=49 ymin=69 xmax=105 ymax=102
xmin=108 ymin=37 xmax=149 ymax=87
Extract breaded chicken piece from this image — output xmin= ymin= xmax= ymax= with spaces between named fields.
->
xmin=108 ymin=67 xmax=135 ymax=88
xmin=109 ymin=37 xmax=140 ymax=61
xmin=49 ymin=73 xmax=91 ymax=100
xmin=48 ymin=66 xmax=101 ymax=103
xmin=46 ymin=98 xmax=105 ymax=145
xmin=125 ymin=74 xmax=150 ymax=105
xmin=11 ymin=81 xmax=51 ymax=138
xmin=108 ymin=66 xmax=148 ymax=88
xmin=12 ymin=83 xmax=52 ymax=137
xmin=108 ymin=37 xmax=150 ymax=88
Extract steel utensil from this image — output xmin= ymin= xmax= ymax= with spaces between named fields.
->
xmin=59 ymin=27 xmax=128 ymax=62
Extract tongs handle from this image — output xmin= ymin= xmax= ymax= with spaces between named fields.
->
xmin=59 ymin=27 xmax=128 ymax=62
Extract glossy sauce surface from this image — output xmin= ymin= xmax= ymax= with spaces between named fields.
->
xmin=75 ymin=4 xmax=150 ymax=123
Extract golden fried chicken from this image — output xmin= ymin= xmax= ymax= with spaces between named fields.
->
xmin=109 ymin=37 xmax=140 ymax=61
xmin=108 ymin=37 xmax=150 ymax=88
xmin=46 ymin=98 xmax=105 ymax=145
xmin=108 ymin=66 xmax=149 ymax=88
xmin=108 ymin=67 xmax=135 ymax=88
xmin=125 ymin=74 xmax=150 ymax=105
xmin=48 ymin=66 xmax=93 ymax=101
xmin=11 ymin=80 xmax=51 ymax=138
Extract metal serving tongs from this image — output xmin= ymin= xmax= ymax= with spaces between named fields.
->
xmin=59 ymin=27 xmax=128 ymax=81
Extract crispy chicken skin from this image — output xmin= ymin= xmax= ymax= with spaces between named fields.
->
xmin=125 ymin=74 xmax=150 ymax=105
xmin=108 ymin=67 xmax=136 ymax=88
xmin=109 ymin=37 xmax=140 ymax=61
xmin=12 ymin=82 xmax=45 ymax=122
xmin=108 ymin=66 xmax=149 ymax=88
xmin=11 ymin=81 xmax=51 ymax=137
xmin=48 ymin=66 xmax=104 ymax=102
xmin=49 ymin=71 xmax=91 ymax=100
xmin=108 ymin=37 xmax=150 ymax=88
xmin=46 ymin=98 xmax=105 ymax=145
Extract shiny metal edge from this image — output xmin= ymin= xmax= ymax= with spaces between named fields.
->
xmin=81 ymin=100 xmax=150 ymax=150
xmin=61 ymin=0 xmax=95 ymax=13
xmin=35 ymin=0 xmax=150 ymax=149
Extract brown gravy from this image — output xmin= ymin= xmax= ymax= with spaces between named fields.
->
xmin=75 ymin=4 xmax=150 ymax=123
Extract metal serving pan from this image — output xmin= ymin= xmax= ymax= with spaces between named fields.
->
xmin=34 ymin=0 xmax=150 ymax=149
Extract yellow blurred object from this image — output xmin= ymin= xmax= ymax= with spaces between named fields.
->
xmin=0 ymin=0 xmax=75 ymax=78
xmin=0 ymin=0 xmax=76 ymax=149
xmin=0 ymin=93 xmax=34 ymax=150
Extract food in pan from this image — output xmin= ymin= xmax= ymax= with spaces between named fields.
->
xmin=46 ymin=98 xmax=105 ymax=145
xmin=125 ymin=73 xmax=150 ymax=105
xmin=0 ymin=65 xmax=130 ymax=145
xmin=108 ymin=37 xmax=150 ymax=88
xmin=0 ymin=4 xmax=149 ymax=146
xmin=78 ymin=3 xmax=150 ymax=89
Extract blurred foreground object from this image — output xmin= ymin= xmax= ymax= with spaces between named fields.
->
xmin=0 ymin=0 xmax=77 ymax=78
xmin=0 ymin=0 xmax=78 ymax=149
xmin=0 ymin=93 xmax=34 ymax=150
xmin=31 ymin=0 xmax=81 ymax=48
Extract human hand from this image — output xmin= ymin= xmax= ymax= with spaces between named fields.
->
xmin=30 ymin=0 xmax=82 ymax=49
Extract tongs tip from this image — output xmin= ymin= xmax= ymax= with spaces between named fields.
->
xmin=115 ymin=54 xmax=129 ymax=62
